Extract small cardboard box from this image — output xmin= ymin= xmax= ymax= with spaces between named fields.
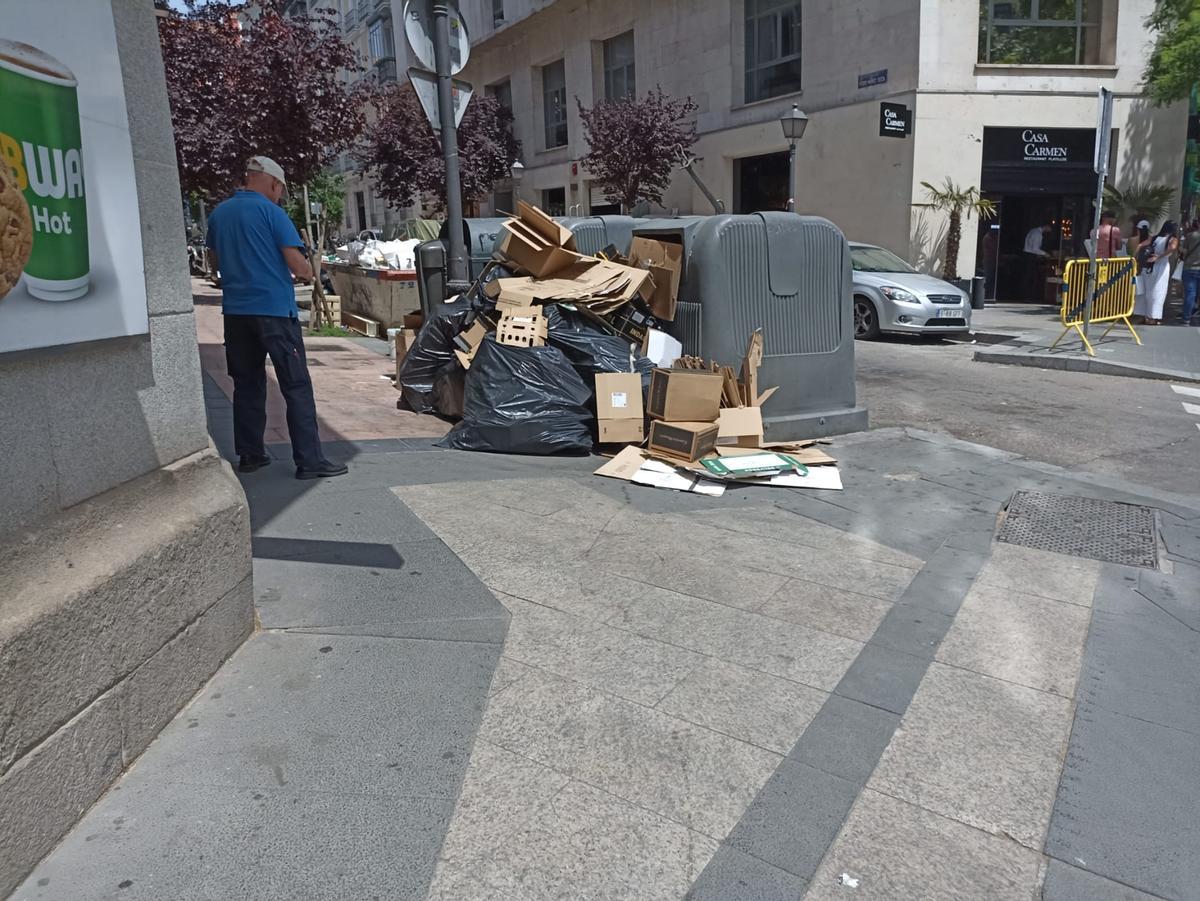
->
xmin=648 ymin=420 xmax=719 ymax=462
xmin=629 ymin=237 xmax=683 ymax=321
xmin=647 ymin=368 xmax=723 ymax=422
xmin=498 ymin=201 xmax=579 ymax=277
xmin=717 ymin=406 xmax=764 ymax=447
xmin=496 ymin=307 xmax=548 ymax=347
xmin=402 ymin=312 xmax=424 ymax=330
xmin=595 ymin=372 xmax=645 ymax=444
xmin=606 ymin=301 xmax=654 ymax=345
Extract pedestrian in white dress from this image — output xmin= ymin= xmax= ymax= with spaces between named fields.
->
xmin=1137 ymin=221 xmax=1179 ymax=325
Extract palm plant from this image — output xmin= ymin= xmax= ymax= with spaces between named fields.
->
xmin=921 ymin=179 xmax=998 ymax=281
xmin=1102 ymin=182 xmax=1174 ymax=225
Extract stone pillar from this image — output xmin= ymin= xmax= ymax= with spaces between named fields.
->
xmin=0 ymin=2 xmax=253 ymax=893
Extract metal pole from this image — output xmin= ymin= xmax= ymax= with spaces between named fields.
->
xmin=433 ymin=3 xmax=468 ymax=292
xmin=786 ymin=141 xmax=796 ymax=213
xmin=1082 ymin=176 xmax=1104 ymax=339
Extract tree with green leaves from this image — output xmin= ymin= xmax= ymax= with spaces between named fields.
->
xmin=1143 ymin=0 xmax=1200 ymax=106
xmin=920 ymin=179 xmax=998 ymax=281
xmin=284 ymin=170 xmax=346 ymax=249
xmin=1103 ymin=182 xmax=1176 ymax=225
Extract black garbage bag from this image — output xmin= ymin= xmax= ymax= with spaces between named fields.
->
xmin=438 ymin=336 xmax=593 ymax=455
xmin=544 ymin=304 xmax=654 ymax=390
xmin=397 ymin=309 xmax=473 ymax=414
xmin=430 ymin=361 xmax=466 ymax=420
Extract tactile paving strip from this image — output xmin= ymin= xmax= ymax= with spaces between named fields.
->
xmin=997 ymin=490 xmax=1158 ymax=569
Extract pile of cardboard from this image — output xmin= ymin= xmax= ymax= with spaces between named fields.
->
xmin=594 ymin=330 xmax=842 ymax=496
xmin=392 ymin=201 xmax=841 ymax=492
xmin=451 ymin=201 xmax=682 ymax=359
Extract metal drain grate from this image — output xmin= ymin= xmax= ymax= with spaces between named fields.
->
xmin=997 ymin=490 xmax=1158 ymax=568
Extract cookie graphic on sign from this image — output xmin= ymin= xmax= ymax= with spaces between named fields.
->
xmin=0 ymin=160 xmax=33 ymax=301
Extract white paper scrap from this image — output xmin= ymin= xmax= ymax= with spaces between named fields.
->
xmin=633 ymin=460 xmax=726 ymax=496
xmin=838 ymin=872 xmax=860 ymax=888
xmin=739 ymin=465 xmax=843 ymax=490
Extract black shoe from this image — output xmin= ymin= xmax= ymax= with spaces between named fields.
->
xmin=238 ymin=454 xmax=272 ymax=473
xmin=295 ymin=460 xmax=348 ymax=480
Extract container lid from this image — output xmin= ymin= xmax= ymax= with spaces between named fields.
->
xmin=0 ymin=39 xmax=76 ymax=87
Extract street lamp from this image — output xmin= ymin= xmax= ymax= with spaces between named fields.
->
xmin=510 ymin=159 xmax=524 ymax=202
xmin=779 ymin=103 xmax=808 ymax=213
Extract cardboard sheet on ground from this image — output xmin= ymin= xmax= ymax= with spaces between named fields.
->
xmin=593 ymin=446 xmax=725 ymax=496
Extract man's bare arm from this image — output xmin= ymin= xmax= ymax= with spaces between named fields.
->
xmin=282 ymin=246 xmax=314 ymax=282
xmin=208 ymin=247 xmax=219 ymax=271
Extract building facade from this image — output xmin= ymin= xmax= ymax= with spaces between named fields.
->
xmin=436 ymin=0 xmax=1184 ymax=299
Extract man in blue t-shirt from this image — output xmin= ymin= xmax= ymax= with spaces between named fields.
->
xmin=206 ymin=156 xmax=346 ymax=479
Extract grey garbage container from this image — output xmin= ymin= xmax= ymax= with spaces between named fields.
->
xmin=558 ymin=215 xmax=640 ymax=257
xmin=414 ymin=240 xmax=447 ymax=318
xmin=683 ymin=213 xmax=867 ymax=440
xmin=437 ymin=218 xmax=508 ymax=280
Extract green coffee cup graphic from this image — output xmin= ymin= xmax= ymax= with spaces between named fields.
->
xmin=0 ymin=39 xmax=89 ymax=302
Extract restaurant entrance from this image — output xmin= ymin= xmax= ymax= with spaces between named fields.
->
xmin=976 ymin=127 xmax=1102 ymax=303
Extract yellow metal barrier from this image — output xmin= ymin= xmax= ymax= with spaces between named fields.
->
xmin=1051 ymin=256 xmax=1141 ymax=356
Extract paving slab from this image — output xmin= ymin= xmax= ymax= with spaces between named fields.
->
xmin=478 ymin=668 xmax=781 ymax=839
xmin=935 ymin=582 xmax=1091 ymax=697
xmin=787 ymin=695 xmax=901 ymax=785
xmin=656 ymin=658 xmax=828 ymax=754
xmin=724 ymin=760 xmax=860 ymax=880
xmin=1045 ymin=705 xmax=1199 ymax=900
xmin=804 ymin=789 xmax=1043 ymax=901
xmin=610 ymin=584 xmax=863 ymax=691
xmin=1041 ymin=859 xmax=1168 ymax=901
xmin=683 ymin=846 xmax=808 ymax=901
xmin=869 ymin=662 xmax=1073 ymax=850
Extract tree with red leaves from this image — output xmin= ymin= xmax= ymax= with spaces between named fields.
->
xmin=577 ymin=88 xmax=698 ymax=211
xmin=158 ymin=0 xmax=374 ymax=200
xmin=358 ymin=83 xmax=520 ymax=212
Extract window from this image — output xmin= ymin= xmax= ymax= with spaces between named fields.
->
xmin=368 ymin=18 xmax=393 ymax=61
xmin=542 ymin=187 xmax=566 ymax=215
xmin=978 ymin=0 xmax=1104 ymax=65
xmin=488 ymin=79 xmax=514 ymax=137
xmin=744 ymin=0 xmax=802 ymax=104
xmin=492 ymin=0 xmax=504 ymax=25
xmin=603 ymin=31 xmax=636 ymax=101
xmin=542 ymin=60 xmax=568 ymax=149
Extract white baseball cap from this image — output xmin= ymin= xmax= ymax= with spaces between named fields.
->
xmin=1137 ymin=219 xmax=1150 ymax=229
xmin=246 ymin=155 xmax=287 ymax=186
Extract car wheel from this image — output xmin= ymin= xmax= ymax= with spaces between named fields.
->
xmin=854 ymin=297 xmax=882 ymax=340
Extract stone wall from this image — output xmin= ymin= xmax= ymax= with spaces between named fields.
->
xmin=0 ymin=2 xmax=253 ymax=893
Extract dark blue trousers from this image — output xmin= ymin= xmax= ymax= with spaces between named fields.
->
xmin=223 ymin=314 xmax=324 ymax=468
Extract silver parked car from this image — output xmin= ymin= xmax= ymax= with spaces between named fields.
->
xmin=850 ymin=243 xmax=970 ymax=339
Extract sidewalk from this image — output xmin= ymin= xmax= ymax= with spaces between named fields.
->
xmin=971 ymin=303 xmax=1200 ymax=383
xmin=10 ymin=292 xmax=1200 ymax=900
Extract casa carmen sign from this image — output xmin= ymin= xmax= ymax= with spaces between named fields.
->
xmin=983 ymin=127 xmax=1096 ymax=167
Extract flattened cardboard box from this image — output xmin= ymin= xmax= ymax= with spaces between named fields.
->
xmin=393 ymin=328 xmax=419 ymax=379
xmin=596 ymin=372 xmax=645 ymax=443
xmin=647 ymin=368 xmax=723 ymax=422
xmin=648 ymin=420 xmax=719 ymax=462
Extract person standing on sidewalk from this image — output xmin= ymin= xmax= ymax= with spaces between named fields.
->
xmin=206 ymin=156 xmax=347 ymax=480
xmin=1090 ymin=210 xmax=1123 ymax=258
xmin=1177 ymin=220 xmax=1200 ymax=324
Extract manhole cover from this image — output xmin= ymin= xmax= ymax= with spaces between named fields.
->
xmin=997 ymin=490 xmax=1157 ymax=568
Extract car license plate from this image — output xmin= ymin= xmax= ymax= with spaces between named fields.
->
xmin=937 ymin=308 xmax=960 ymax=319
